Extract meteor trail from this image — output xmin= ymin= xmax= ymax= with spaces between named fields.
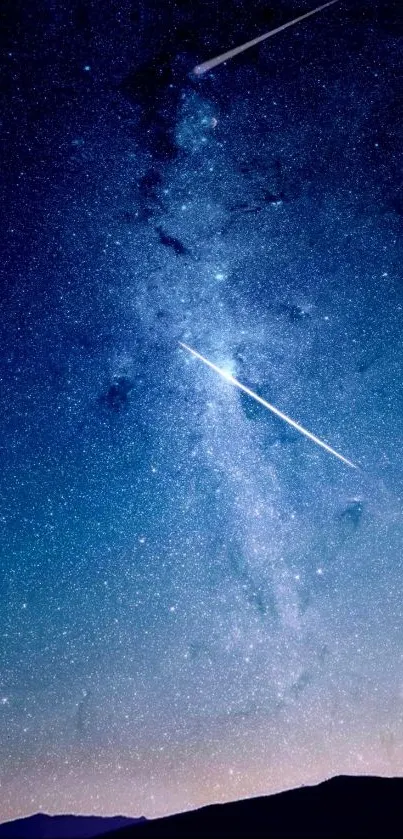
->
xmin=179 ymin=342 xmax=357 ymax=469
xmin=193 ymin=0 xmax=340 ymax=75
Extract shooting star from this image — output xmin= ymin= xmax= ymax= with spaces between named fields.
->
xmin=193 ymin=0 xmax=340 ymax=75
xmin=179 ymin=341 xmax=357 ymax=469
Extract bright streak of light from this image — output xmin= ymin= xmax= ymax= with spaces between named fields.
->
xmin=179 ymin=341 xmax=357 ymax=470
xmin=193 ymin=0 xmax=340 ymax=75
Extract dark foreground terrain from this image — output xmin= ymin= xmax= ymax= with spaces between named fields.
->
xmin=1 ymin=776 xmax=402 ymax=838
xmin=0 ymin=815 xmax=144 ymax=839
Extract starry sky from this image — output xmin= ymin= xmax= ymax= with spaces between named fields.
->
xmin=1 ymin=0 xmax=403 ymax=823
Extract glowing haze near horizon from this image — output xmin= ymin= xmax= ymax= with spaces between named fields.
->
xmin=1 ymin=0 xmax=403 ymax=823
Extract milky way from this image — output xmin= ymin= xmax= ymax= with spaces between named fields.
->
xmin=1 ymin=0 xmax=402 ymax=822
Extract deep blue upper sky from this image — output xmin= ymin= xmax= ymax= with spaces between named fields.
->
xmin=1 ymin=0 xmax=402 ymax=822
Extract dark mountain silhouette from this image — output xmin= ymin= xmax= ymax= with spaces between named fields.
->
xmin=0 ymin=813 xmax=145 ymax=839
xmin=102 ymin=776 xmax=402 ymax=838
xmin=1 ymin=776 xmax=402 ymax=838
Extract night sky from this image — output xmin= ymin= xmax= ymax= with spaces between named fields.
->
xmin=1 ymin=0 xmax=403 ymax=823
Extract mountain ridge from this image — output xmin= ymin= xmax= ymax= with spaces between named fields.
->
xmin=102 ymin=774 xmax=402 ymax=838
xmin=0 ymin=813 xmax=145 ymax=839
xmin=1 ymin=775 xmax=402 ymax=838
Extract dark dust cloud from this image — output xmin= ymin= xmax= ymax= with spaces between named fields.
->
xmin=0 ymin=0 xmax=402 ymax=822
